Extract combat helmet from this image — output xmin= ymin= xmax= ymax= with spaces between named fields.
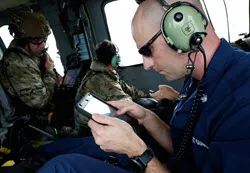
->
xmin=8 ymin=11 xmax=51 ymax=38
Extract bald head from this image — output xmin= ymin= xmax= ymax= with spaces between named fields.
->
xmin=134 ymin=0 xmax=164 ymax=31
xmin=132 ymin=0 xmax=205 ymax=49
xmin=132 ymin=0 xmax=165 ymax=48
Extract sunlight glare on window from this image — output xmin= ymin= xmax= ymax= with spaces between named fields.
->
xmin=105 ymin=0 xmax=142 ymax=67
xmin=46 ymin=31 xmax=64 ymax=76
xmin=202 ymin=0 xmax=249 ymax=42
xmin=0 ymin=25 xmax=13 ymax=46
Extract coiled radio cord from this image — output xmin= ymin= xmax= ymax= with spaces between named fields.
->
xmin=168 ymin=45 xmax=206 ymax=170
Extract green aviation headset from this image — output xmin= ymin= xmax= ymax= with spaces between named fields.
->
xmin=111 ymin=54 xmax=121 ymax=67
xmin=158 ymin=1 xmax=209 ymax=169
xmin=160 ymin=1 xmax=208 ymax=53
xmin=111 ymin=43 xmax=121 ymax=67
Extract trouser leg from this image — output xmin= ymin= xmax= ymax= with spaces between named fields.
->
xmin=36 ymin=153 xmax=131 ymax=173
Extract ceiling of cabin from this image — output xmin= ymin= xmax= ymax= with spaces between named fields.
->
xmin=0 ymin=0 xmax=36 ymax=11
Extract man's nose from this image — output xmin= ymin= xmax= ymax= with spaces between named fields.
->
xmin=143 ymin=56 xmax=154 ymax=70
xmin=40 ymin=41 xmax=46 ymax=48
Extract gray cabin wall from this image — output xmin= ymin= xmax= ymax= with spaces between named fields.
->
xmin=84 ymin=0 xmax=110 ymax=44
xmin=38 ymin=0 xmax=79 ymax=69
xmin=118 ymin=66 xmax=184 ymax=93
xmin=0 ymin=13 xmax=11 ymax=26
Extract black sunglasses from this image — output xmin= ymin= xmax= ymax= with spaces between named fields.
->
xmin=138 ymin=30 xmax=162 ymax=57
xmin=29 ymin=37 xmax=47 ymax=45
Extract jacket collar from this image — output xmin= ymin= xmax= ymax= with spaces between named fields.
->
xmin=90 ymin=60 xmax=119 ymax=80
xmin=202 ymin=38 xmax=234 ymax=86
xmin=8 ymin=39 xmax=31 ymax=57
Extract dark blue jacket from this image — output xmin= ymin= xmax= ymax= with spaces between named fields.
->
xmin=171 ymin=39 xmax=250 ymax=173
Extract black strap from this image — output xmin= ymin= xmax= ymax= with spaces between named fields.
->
xmin=135 ymin=0 xmax=146 ymax=4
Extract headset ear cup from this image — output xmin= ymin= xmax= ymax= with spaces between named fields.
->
xmin=161 ymin=2 xmax=207 ymax=52
xmin=111 ymin=54 xmax=121 ymax=67
xmin=189 ymin=32 xmax=207 ymax=50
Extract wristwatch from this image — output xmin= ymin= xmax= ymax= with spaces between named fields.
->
xmin=128 ymin=147 xmax=154 ymax=173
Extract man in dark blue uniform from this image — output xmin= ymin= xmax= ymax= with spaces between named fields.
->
xmin=37 ymin=0 xmax=250 ymax=172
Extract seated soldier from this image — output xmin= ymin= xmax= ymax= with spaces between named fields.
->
xmin=75 ymin=39 xmax=150 ymax=102
xmin=0 ymin=11 xmax=59 ymax=110
xmin=0 ymin=11 xmax=65 ymax=132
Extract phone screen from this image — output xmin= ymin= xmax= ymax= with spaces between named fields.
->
xmin=76 ymin=93 xmax=138 ymax=134
xmin=83 ymin=96 xmax=117 ymax=117
xmin=63 ymin=68 xmax=80 ymax=87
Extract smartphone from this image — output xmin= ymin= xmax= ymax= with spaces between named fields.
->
xmin=75 ymin=92 xmax=139 ymax=133
xmin=76 ymin=92 xmax=117 ymax=118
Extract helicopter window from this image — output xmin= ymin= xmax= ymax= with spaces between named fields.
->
xmin=104 ymin=0 xmax=143 ymax=67
xmin=202 ymin=0 xmax=249 ymax=42
xmin=0 ymin=25 xmax=64 ymax=76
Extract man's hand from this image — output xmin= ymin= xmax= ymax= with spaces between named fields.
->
xmin=45 ymin=54 xmax=54 ymax=71
xmin=108 ymin=100 xmax=154 ymax=125
xmin=57 ymin=74 xmax=63 ymax=87
xmin=88 ymin=114 xmax=147 ymax=158
xmin=150 ymin=85 xmax=179 ymax=100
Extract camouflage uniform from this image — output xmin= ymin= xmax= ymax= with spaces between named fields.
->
xmin=75 ymin=60 xmax=148 ymax=103
xmin=0 ymin=39 xmax=57 ymax=109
